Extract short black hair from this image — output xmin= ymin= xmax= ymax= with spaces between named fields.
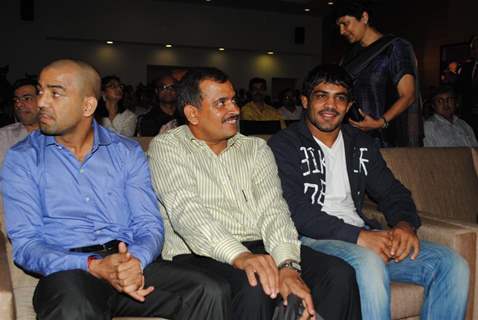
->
xmin=334 ymin=1 xmax=370 ymax=22
xmin=13 ymin=78 xmax=37 ymax=93
xmin=177 ymin=67 xmax=229 ymax=118
xmin=249 ymin=77 xmax=267 ymax=90
xmin=302 ymin=64 xmax=354 ymax=100
xmin=430 ymin=85 xmax=455 ymax=101
xmin=101 ymin=75 xmax=121 ymax=91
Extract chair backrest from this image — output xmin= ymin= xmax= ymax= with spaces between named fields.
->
xmin=239 ymin=120 xmax=283 ymax=135
xmin=380 ymin=147 xmax=478 ymax=223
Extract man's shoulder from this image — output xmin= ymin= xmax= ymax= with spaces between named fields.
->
xmin=5 ymin=130 xmax=45 ymax=164
xmin=342 ymin=124 xmax=377 ymax=148
xmin=0 ymin=122 xmax=23 ymax=133
xmin=149 ymin=125 xmax=190 ymax=152
xmin=269 ymin=121 xmax=303 ymax=145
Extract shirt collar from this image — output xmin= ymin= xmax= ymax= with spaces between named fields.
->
xmin=182 ymin=124 xmax=241 ymax=151
xmin=45 ymin=120 xmax=112 ymax=147
xmin=433 ymin=113 xmax=457 ymax=125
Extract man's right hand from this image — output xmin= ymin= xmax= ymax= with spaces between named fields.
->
xmin=232 ymin=252 xmax=279 ymax=298
xmin=88 ymin=247 xmax=130 ymax=291
xmin=88 ymin=242 xmax=154 ymax=301
xmin=357 ymin=230 xmax=393 ymax=262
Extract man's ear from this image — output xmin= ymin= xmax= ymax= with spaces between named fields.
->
xmin=184 ymin=104 xmax=200 ymax=125
xmin=300 ymin=95 xmax=309 ymax=109
xmin=83 ymin=96 xmax=98 ymax=117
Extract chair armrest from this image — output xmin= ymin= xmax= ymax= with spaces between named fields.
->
xmin=0 ymin=231 xmax=15 ymax=320
xmin=413 ymin=214 xmax=477 ymax=320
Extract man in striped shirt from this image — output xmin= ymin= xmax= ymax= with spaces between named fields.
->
xmin=148 ymin=67 xmax=362 ymax=320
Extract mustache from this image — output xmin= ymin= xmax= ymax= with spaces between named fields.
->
xmin=222 ymin=114 xmax=240 ymax=123
xmin=319 ymin=108 xmax=340 ymax=116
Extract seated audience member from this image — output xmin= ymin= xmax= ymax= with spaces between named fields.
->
xmin=241 ymin=77 xmax=283 ymax=120
xmin=0 ymin=78 xmax=39 ymax=164
xmin=148 ymin=67 xmax=362 ymax=320
xmin=1 ymin=59 xmax=227 ymax=320
xmin=278 ymin=88 xmax=302 ymax=120
xmin=96 ymin=75 xmax=137 ymax=137
xmin=268 ymin=64 xmax=470 ymax=319
xmin=137 ymin=73 xmax=181 ymax=136
xmin=424 ymin=85 xmax=477 ymax=147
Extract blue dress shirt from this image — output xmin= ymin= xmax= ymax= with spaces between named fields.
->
xmin=1 ymin=121 xmax=164 ymax=276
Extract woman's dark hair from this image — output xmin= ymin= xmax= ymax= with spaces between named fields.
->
xmin=95 ymin=75 xmax=126 ymax=121
xmin=176 ymin=67 xmax=229 ymax=119
xmin=302 ymin=64 xmax=354 ymax=101
xmin=334 ymin=1 xmax=372 ymax=24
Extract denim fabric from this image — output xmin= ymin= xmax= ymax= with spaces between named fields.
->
xmin=301 ymin=237 xmax=469 ymax=320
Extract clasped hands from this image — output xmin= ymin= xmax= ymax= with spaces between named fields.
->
xmin=357 ymin=221 xmax=420 ymax=263
xmin=233 ymin=252 xmax=316 ymax=320
xmin=88 ymin=242 xmax=153 ymax=302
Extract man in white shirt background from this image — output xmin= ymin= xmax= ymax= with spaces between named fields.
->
xmin=424 ymin=85 xmax=477 ymax=147
xmin=0 ymin=78 xmax=39 ymax=165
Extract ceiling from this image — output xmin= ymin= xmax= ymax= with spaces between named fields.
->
xmin=155 ymin=0 xmax=341 ymax=17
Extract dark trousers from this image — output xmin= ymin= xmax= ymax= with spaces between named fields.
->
xmin=33 ymin=260 xmax=229 ymax=320
xmin=173 ymin=241 xmax=362 ymax=320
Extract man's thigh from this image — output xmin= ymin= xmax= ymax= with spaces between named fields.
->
xmin=112 ymin=260 xmax=184 ymax=317
xmin=33 ymin=269 xmax=115 ymax=320
xmin=173 ymin=254 xmax=253 ymax=298
xmin=386 ymin=240 xmax=468 ymax=286
xmin=300 ymin=237 xmax=386 ymax=272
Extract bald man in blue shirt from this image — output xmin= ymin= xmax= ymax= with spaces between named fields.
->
xmin=1 ymin=59 xmax=227 ymax=320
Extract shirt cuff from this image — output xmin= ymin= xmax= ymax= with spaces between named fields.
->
xmin=68 ymin=252 xmax=94 ymax=273
xmin=212 ymin=237 xmax=251 ymax=265
xmin=270 ymin=241 xmax=301 ymax=266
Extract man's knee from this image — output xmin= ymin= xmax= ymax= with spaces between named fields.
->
xmin=194 ymin=271 xmax=232 ymax=303
xmin=34 ymin=270 xmax=110 ymax=320
xmin=354 ymin=248 xmax=389 ymax=283
xmin=437 ymin=247 xmax=470 ymax=289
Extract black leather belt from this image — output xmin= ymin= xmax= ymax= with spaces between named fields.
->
xmin=69 ymin=239 xmax=122 ymax=255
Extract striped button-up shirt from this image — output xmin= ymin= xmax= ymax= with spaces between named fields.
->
xmin=148 ymin=125 xmax=300 ymax=265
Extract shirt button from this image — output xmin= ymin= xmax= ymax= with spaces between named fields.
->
xmin=85 ymin=197 xmax=90 ymax=202
xmin=80 ymin=169 xmax=84 ymax=173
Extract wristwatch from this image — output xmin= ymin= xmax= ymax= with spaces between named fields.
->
xmin=278 ymin=260 xmax=302 ymax=273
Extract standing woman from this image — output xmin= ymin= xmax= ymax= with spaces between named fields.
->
xmin=96 ymin=75 xmax=137 ymax=136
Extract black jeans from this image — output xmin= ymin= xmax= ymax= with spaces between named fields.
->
xmin=173 ymin=241 xmax=362 ymax=320
xmin=33 ymin=259 xmax=229 ymax=320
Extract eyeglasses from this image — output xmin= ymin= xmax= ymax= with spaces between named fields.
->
xmin=13 ymin=94 xmax=35 ymax=103
xmin=159 ymin=84 xmax=176 ymax=92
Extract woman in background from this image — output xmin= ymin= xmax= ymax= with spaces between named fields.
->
xmin=96 ymin=75 xmax=137 ymax=137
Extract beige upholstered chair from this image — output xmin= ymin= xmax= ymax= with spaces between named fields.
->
xmin=0 ymin=138 xmax=475 ymax=320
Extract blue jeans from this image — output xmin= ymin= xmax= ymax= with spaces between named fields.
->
xmin=301 ymin=237 xmax=469 ymax=320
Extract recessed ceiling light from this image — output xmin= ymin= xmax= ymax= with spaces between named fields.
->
xmin=106 ymin=41 xmax=114 ymax=45
xmin=304 ymin=8 xmax=310 ymax=12
xmin=328 ymin=1 xmax=334 ymax=5
xmin=165 ymin=44 xmax=172 ymax=48
xmin=267 ymin=51 xmax=274 ymax=55
xmin=205 ymin=0 xmax=212 ymax=2
xmin=218 ymin=47 xmax=225 ymax=51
